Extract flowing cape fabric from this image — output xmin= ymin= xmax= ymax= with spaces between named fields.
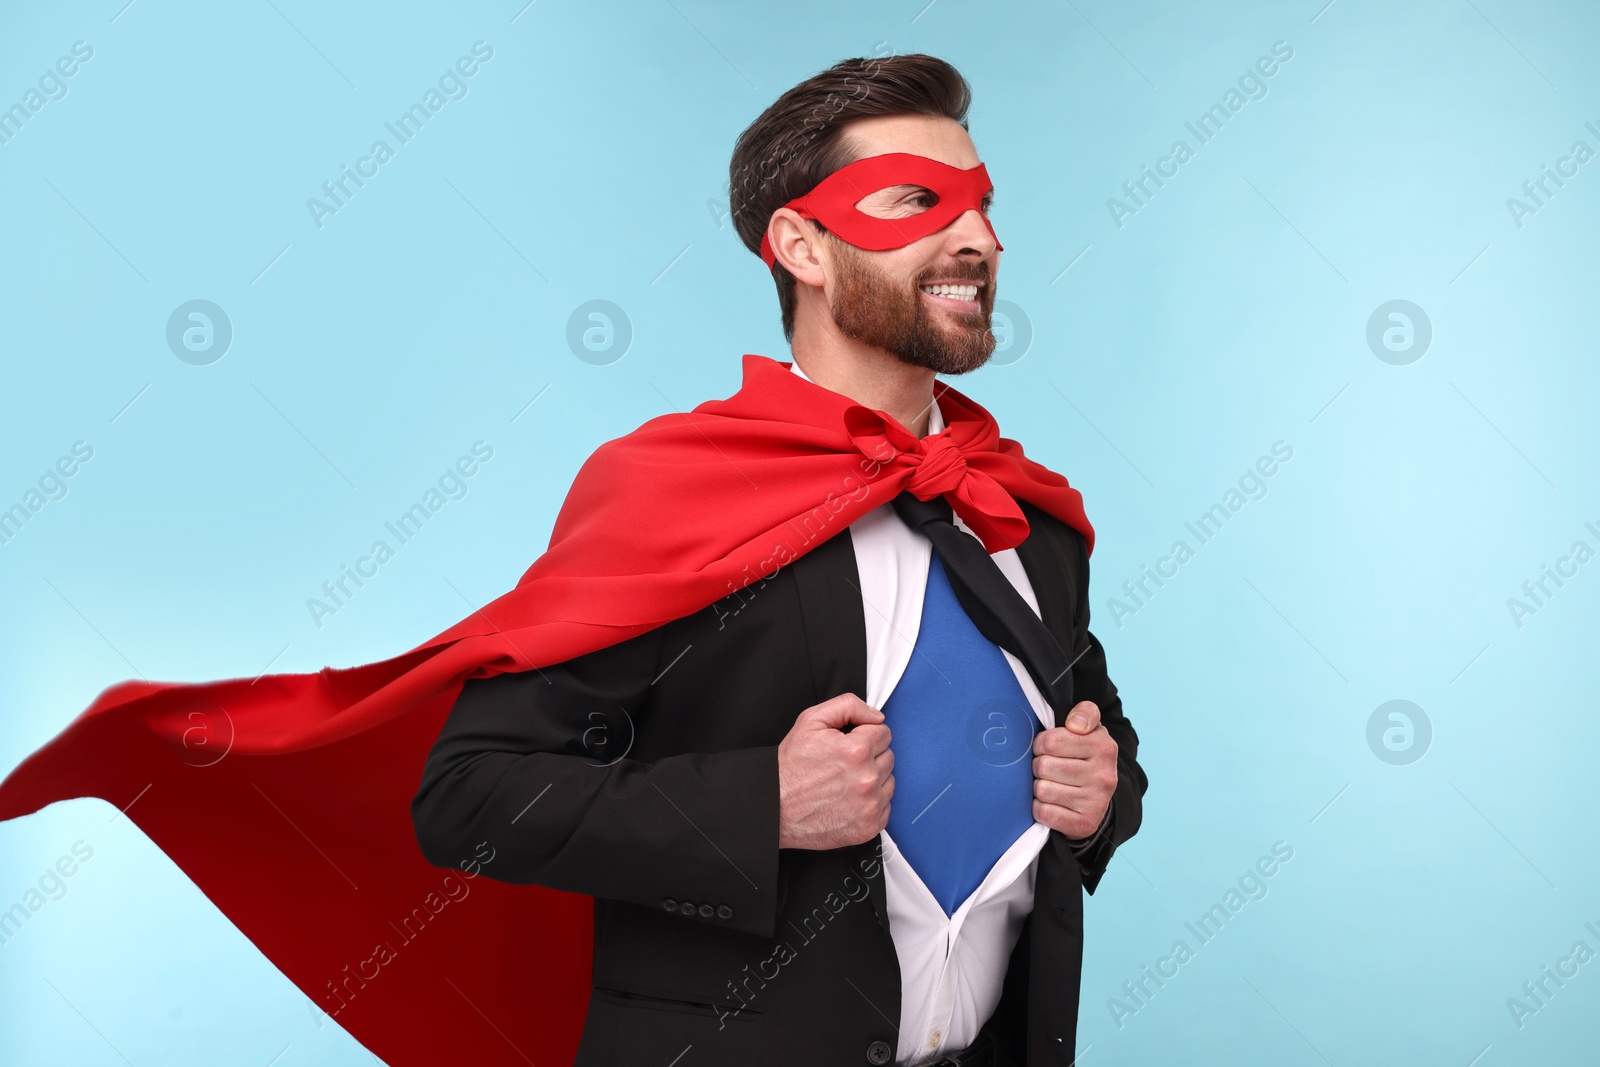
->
xmin=0 ymin=354 xmax=1092 ymax=1066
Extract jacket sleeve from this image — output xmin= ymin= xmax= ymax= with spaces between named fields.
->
xmin=1063 ymin=526 xmax=1147 ymax=894
xmin=409 ymin=621 xmax=783 ymax=940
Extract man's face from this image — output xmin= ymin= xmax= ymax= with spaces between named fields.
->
xmin=820 ymin=115 xmax=1001 ymax=375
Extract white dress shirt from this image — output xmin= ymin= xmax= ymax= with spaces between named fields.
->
xmin=790 ymin=363 xmax=1053 ymax=1065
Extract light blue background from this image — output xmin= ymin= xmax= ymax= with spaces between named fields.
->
xmin=2 ymin=0 xmax=1597 ymax=1063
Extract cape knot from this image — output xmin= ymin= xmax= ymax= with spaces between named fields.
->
xmin=905 ymin=433 xmax=968 ymax=500
xmin=842 ymin=402 xmax=1030 ymax=552
xmin=844 ymin=404 xmax=969 ymax=497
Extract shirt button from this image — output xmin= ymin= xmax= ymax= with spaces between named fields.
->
xmin=866 ymin=1039 xmax=892 ymax=1064
xmin=678 ymin=901 xmax=697 ymax=916
xmin=928 ymin=1030 xmax=941 ymax=1048
xmin=660 ymin=898 xmax=678 ymax=913
xmin=716 ymin=904 xmax=734 ymax=920
xmin=697 ymin=903 xmax=715 ymax=919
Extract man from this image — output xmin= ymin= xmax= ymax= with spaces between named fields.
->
xmin=412 ymin=53 xmax=1146 ymax=1066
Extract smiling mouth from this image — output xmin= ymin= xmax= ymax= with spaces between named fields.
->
xmin=918 ymin=282 xmax=981 ymax=311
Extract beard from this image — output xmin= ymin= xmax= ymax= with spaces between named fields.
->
xmin=826 ymin=240 xmax=997 ymax=375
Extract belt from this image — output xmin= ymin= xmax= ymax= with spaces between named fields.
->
xmin=923 ymin=1029 xmax=997 ymax=1067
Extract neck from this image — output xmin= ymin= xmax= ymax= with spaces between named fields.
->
xmin=791 ymin=339 xmax=938 ymax=438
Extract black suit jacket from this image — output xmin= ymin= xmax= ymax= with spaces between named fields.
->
xmin=411 ymin=500 xmax=1146 ymax=1065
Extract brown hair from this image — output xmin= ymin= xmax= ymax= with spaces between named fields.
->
xmin=728 ymin=53 xmax=973 ymax=342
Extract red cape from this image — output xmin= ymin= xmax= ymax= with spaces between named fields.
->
xmin=0 ymin=354 xmax=1092 ymax=1065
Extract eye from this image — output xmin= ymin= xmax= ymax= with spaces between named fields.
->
xmin=908 ymin=190 xmax=938 ymax=210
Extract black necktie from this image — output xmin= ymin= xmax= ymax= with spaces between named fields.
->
xmin=891 ymin=491 xmax=1075 ymax=716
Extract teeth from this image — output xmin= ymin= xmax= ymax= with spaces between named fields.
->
xmin=919 ymin=283 xmax=978 ymax=301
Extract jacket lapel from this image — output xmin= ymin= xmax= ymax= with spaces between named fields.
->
xmin=1019 ymin=508 xmax=1106 ymax=1061
xmin=1013 ymin=502 xmax=1078 ymax=664
xmin=790 ymin=527 xmax=868 ymax=707
xmin=787 ymin=527 xmax=894 ymax=934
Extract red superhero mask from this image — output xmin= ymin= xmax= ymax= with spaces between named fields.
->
xmin=759 ymin=151 xmax=1003 ymax=269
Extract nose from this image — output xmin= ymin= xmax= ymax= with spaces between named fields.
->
xmin=943 ymin=206 xmax=1001 ymax=258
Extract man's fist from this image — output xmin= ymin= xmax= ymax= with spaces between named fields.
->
xmin=777 ymin=693 xmax=894 ymax=851
xmin=1031 ymin=700 xmax=1118 ymax=840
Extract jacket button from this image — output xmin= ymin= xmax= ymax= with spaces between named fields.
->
xmin=697 ymin=903 xmax=715 ymax=919
xmin=678 ymin=901 xmax=697 ymax=916
xmin=716 ymin=904 xmax=734 ymax=920
xmin=660 ymin=898 xmax=678 ymax=913
xmin=866 ymin=1039 xmax=892 ymax=1064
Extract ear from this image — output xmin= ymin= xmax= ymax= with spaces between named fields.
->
xmin=766 ymin=209 xmax=828 ymax=287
